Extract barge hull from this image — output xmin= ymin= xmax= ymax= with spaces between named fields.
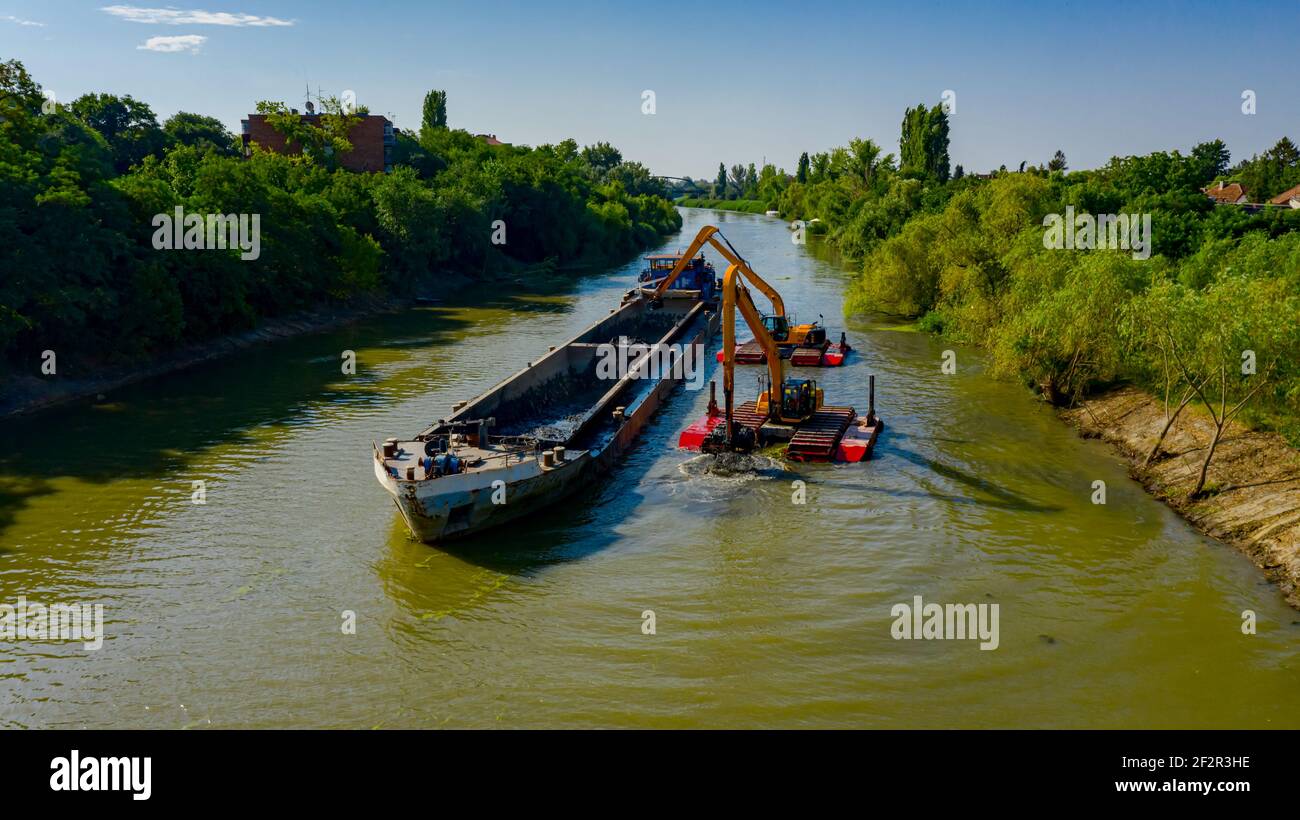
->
xmin=376 ymin=293 xmax=718 ymax=543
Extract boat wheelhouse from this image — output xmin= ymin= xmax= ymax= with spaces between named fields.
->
xmin=637 ymin=253 xmax=719 ymax=301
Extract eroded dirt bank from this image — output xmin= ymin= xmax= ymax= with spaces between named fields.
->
xmin=1062 ymin=386 xmax=1300 ymax=608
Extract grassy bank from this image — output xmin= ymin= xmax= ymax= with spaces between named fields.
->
xmin=676 ymin=197 xmax=772 ymax=214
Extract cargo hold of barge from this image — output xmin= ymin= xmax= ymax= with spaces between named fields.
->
xmin=373 ymin=291 xmax=719 ymax=543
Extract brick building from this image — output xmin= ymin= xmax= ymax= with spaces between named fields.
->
xmin=241 ymin=110 xmax=394 ymax=173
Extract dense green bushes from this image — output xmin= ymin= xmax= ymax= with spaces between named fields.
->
xmin=0 ymin=60 xmax=681 ymax=372
xmin=832 ymin=151 xmax=1300 ymax=457
xmin=752 ymin=98 xmax=1300 ymax=463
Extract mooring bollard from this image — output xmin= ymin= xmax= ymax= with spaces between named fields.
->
xmin=868 ymin=374 xmax=876 ymax=425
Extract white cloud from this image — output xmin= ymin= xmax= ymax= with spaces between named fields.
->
xmin=2 ymin=15 xmax=46 ymax=26
xmin=102 ymin=5 xmax=294 ymax=26
xmin=137 ymin=34 xmax=208 ymax=53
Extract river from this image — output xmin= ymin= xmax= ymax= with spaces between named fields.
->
xmin=1 ymin=207 xmax=1296 ymax=729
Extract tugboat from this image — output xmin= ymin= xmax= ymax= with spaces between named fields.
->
xmin=637 ymin=252 xmax=719 ymax=302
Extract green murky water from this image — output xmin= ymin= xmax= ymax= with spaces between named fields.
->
xmin=1 ymin=208 xmax=1296 ymax=728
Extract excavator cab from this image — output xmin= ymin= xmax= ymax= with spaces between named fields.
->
xmin=781 ymin=378 xmax=818 ymax=420
xmin=762 ymin=314 xmax=791 ymax=342
xmin=764 ymin=314 xmax=830 ymax=349
xmin=769 ymin=374 xmax=821 ymax=423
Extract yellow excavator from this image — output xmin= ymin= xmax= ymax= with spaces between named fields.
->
xmin=651 ymin=225 xmax=828 ymax=353
xmin=701 ymin=262 xmax=823 ymax=454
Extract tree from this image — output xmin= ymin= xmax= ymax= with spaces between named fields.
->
xmin=926 ymin=105 xmax=951 ymax=182
xmin=1269 ymin=136 xmax=1299 ymax=167
xmin=728 ymin=164 xmax=748 ymax=199
xmin=899 ymin=103 xmax=950 ymax=182
xmin=1048 ymin=150 xmax=1067 ymax=172
xmin=714 ymin=163 xmax=727 ymax=199
xmin=68 ymin=92 xmax=168 ymax=173
xmin=421 ymin=90 xmax=447 ymax=131
xmin=1138 ymin=275 xmax=1300 ymax=496
xmin=390 ymin=127 xmax=446 ymax=178
xmin=810 ymin=152 xmax=830 ymax=182
xmin=255 ymin=96 xmax=360 ymax=168
xmin=756 ymin=163 xmax=785 ymax=204
xmin=606 ymin=161 xmax=665 ymax=198
xmin=796 ymin=152 xmax=810 ymax=184
xmin=1230 ymin=137 xmax=1300 ymax=200
xmin=849 ymin=138 xmax=884 ymax=187
xmin=581 ymin=142 xmax=622 ymax=179
xmin=0 ymin=58 xmax=687 ymax=375
xmin=994 ymin=253 xmax=1142 ymax=404
xmin=1122 ymin=280 xmax=1209 ymax=467
xmin=1191 ymin=139 xmax=1230 ymax=181
xmin=163 ymin=112 xmax=237 ymax=155
xmin=953 ymin=164 xmax=964 ymax=180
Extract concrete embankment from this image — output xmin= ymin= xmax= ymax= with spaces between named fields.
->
xmin=1062 ymin=386 xmax=1300 ymax=608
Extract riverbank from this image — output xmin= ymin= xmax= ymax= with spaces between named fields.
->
xmin=676 ymin=197 xmax=772 ymax=214
xmin=0 ymin=292 xmax=425 ymax=419
xmin=6 ymin=204 xmax=1298 ymax=729
xmin=0 ymin=241 xmax=675 ymax=420
xmin=1062 ymin=386 xmax=1300 ymax=608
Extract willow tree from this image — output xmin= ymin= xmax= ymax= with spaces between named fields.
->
xmin=1122 ymin=279 xmax=1208 ymax=467
xmin=1144 ymin=274 xmax=1300 ymax=496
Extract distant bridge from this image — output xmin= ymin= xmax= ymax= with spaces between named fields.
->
xmin=653 ymin=175 xmax=708 ymax=196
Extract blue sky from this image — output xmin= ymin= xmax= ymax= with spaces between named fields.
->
xmin=3 ymin=1 xmax=1298 ymax=178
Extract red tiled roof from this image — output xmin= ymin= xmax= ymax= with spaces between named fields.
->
xmin=1268 ymin=183 xmax=1300 ymax=206
xmin=1204 ymin=182 xmax=1246 ymax=203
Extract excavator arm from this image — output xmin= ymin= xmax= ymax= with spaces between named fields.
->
xmin=719 ymin=263 xmax=786 ymax=445
xmin=652 ymin=226 xmax=786 ymax=319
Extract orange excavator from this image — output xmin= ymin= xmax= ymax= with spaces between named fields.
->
xmin=650 ymin=226 xmax=848 ymax=365
xmin=677 ymin=259 xmax=882 ymax=462
xmin=708 ymin=261 xmax=819 ymax=453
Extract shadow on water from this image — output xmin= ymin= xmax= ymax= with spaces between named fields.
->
xmin=374 ymin=475 xmax=640 ymax=621
xmin=0 ymin=307 xmax=479 ymax=539
xmin=436 ymin=473 xmax=636 ymax=574
xmin=870 ymin=440 xmax=1063 ymax=514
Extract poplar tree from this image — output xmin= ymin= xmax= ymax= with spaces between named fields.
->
xmin=422 ymin=89 xmax=447 ymax=131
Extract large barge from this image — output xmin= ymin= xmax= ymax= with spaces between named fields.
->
xmin=374 ymin=291 xmax=719 ymax=542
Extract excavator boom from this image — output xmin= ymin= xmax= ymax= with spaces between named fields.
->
xmin=674 ymin=226 xmax=882 ymax=462
xmin=652 ymin=226 xmax=786 ymax=319
xmin=720 ymin=263 xmax=785 ymax=430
